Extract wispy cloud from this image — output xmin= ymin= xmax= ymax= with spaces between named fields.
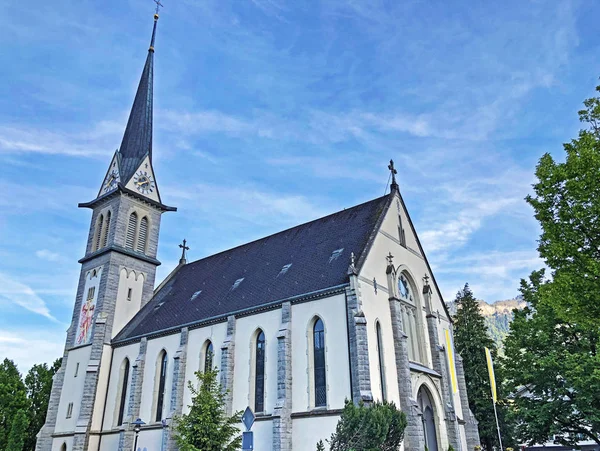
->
xmin=36 ymin=249 xmax=63 ymax=262
xmin=0 ymin=273 xmax=57 ymax=321
xmin=0 ymin=329 xmax=64 ymax=374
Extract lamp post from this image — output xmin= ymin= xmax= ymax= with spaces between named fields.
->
xmin=132 ymin=418 xmax=145 ymax=451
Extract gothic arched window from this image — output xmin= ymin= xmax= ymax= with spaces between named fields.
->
xmin=126 ymin=212 xmax=137 ymax=249
xmin=254 ymin=330 xmax=266 ymax=413
xmin=398 ymin=273 xmax=425 ymax=364
xmin=102 ymin=210 xmax=111 ymax=249
xmin=376 ymin=321 xmax=387 ymax=401
xmin=94 ymin=214 xmax=104 ymax=251
xmin=117 ymin=358 xmax=130 ymax=426
xmin=313 ymin=318 xmax=326 ymax=407
xmin=155 ymin=351 xmax=168 ymax=422
xmin=203 ymin=340 xmax=214 ymax=372
xmin=137 ymin=216 xmax=148 ymax=253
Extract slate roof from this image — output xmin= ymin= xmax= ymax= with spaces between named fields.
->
xmin=117 ymin=17 xmax=157 ymax=184
xmin=114 ymin=194 xmax=392 ymax=343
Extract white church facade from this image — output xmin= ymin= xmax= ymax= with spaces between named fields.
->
xmin=36 ymin=12 xmax=480 ymax=451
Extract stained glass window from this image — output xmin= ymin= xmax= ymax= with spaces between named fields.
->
xmin=313 ymin=318 xmax=327 ymax=407
xmin=254 ymin=330 xmax=265 ymax=413
xmin=204 ymin=341 xmax=214 ymax=372
xmin=155 ymin=352 xmax=168 ymax=422
xmin=117 ymin=358 xmax=129 ymax=426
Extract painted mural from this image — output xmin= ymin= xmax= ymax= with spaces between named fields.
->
xmin=76 ymin=283 xmax=98 ymax=346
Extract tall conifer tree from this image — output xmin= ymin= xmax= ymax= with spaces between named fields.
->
xmin=0 ymin=358 xmax=29 ymax=450
xmin=452 ymin=284 xmax=511 ymax=451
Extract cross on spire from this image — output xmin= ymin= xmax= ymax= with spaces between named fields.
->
xmin=153 ymin=0 xmax=163 ymax=15
xmin=179 ymin=239 xmax=189 ymax=264
xmin=388 ymin=159 xmax=399 ymax=192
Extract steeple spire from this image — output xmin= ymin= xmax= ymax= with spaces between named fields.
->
xmin=117 ymin=12 xmax=159 ymax=184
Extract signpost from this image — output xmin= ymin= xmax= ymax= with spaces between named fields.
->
xmin=241 ymin=407 xmax=255 ymax=451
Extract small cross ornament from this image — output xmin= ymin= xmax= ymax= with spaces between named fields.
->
xmin=179 ymin=239 xmax=189 ymax=263
xmin=153 ymin=0 xmax=163 ymax=14
xmin=386 ymin=251 xmax=394 ymax=266
xmin=388 ymin=159 xmax=398 ymax=188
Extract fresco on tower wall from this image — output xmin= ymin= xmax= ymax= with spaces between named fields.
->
xmin=75 ymin=271 xmax=100 ymax=346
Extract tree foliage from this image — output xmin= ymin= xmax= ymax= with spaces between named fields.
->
xmin=174 ymin=368 xmax=242 ymax=451
xmin=6 ymin=409 xmax=29 ymax=451
xmin=452 ymin=284 xmax=513 ymax=451
xmin=0 ymin=358 xmax=29 ymax=450
xmin=503 ymin=82 xmax=600 ymax=446
xmin=503 ymin=271 xmax=600 ymax=446
xmin=325 ymin=399 xmax=407 ymax=451
xmin=24 ymin=359 xmax=61 ymax=451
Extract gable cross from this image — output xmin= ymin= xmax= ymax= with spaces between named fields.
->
xmin=179 ymin=239 xmax=189 ymax=264
xmin=388 ymin=159 xmax=398 ymax=189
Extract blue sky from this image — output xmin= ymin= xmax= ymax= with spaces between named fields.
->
xmin=1 ymin=0 xmax=598 ymax=372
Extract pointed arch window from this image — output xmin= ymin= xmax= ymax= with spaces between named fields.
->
xmin=137 ymin=216 xmax=148 ymax=253
xmin=102 ymin=210 xmax=111 ymax=248
xmin=313 ymin=318 xmax=327 ymax=407
xmin=203 ymin=340 xmax=214 ymax=372
xmin=254 ymin=330 xmax=266 ymax=413
xmin=116 ymin=358 xmax=130 ymax=426
xmin=94 ymin=214 xmax=104 ymax=251
xmin=398 ymin=273 xmax=425 ymax=364
xmin=126 ymin=212 xmax=137 ymax=249
xmin=376 ymin=321 xmax=387 ymax=401
xmin=60 ymin=443 xmax=67 ymax=451
xmin=155 ymin=351 xmax=168 ymax=422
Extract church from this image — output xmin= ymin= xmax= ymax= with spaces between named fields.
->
xmin=36 ymin=11 xmax=480 ymax=451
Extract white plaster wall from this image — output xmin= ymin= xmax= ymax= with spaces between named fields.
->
xmin=292 ymin=416 xmax=340 ymax=451
xmin=90 ymin=345 xmax=113 ymax=432
xmin=101 ymin=342 xmax=140 ymax=430
xmin=232 ymin=309 xmax=280 ymax=414
xmin=140 ymin=333 xmax=181 ymax=424
xmin=97 ymin=432 xmax=120 ymax=451
xmin=253 ymin=419 xmax=274 ymax=451
xmin=291 ymin=294 xmax=351 ymax=413
xmin=132 ymin=427 xmax=163 ymax=451
xmin=183 ymin=322 xmax=227 ymax=412
xmin=112 ymin=268 xmax=145 ymax=338
xmin=55 ymin=345 xmax=92 ymax=433
xmin=51 ymin=436 xmax=73 ymax=451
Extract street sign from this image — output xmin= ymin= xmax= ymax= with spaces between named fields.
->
xmin=242 ymin=431 xmax=254 ymax=450
xmin=241 ymin=406 xmax=255 ymax=431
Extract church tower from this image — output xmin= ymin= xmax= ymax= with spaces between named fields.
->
xmin=36 ymin=12 xmax=175 ymax=451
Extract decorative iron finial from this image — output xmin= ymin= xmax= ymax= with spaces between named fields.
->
xmin=388 ymin=159 xmax=399 ymax=192
xmin=386 ymin=252 xmax=394 ymax=266
xmin=153 ymin=0 xmax=163 ymax=15
xmin=148 ymin=0 xmax=162 ymax=52
xmin=423 ymin=274 xmax=430 ymax=285
xmin=350 ymin=252 xmax=356 ymax=266
xmin=347 ymin=251 xmax=358 ymax=275
xmin=179 ymin=239 xmax=189 ymax=264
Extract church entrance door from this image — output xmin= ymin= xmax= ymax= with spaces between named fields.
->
xmin=418 ymin=386 xmax=439 ymax=451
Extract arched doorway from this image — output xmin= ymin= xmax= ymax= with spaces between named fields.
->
xmin=418 ymin=386 xmax=439 ymax=451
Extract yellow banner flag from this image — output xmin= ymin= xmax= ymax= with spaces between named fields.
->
xmin=445 ymin=329 xmax=458 ymax=394
xmin=485 ymin=347 xmax=497 ymax=403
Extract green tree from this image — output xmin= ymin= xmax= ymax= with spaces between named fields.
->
xmin=316 ymin=439 xmax=326 ymax=451
xmin=503 ymin=271 xmax=600 ymax=446
xmin=502 ymin=82 xmax=600 ymax=446
xmin=0 ymin=358 xmax=29 ymax=450
xmin=6 ymin=409 xmax=29 ymax=451
xmin=452 ymin=284 xmax=512 ymax=451
xmin=326 ymin=399 xmax=407 ymax=451
xmin=524 ymin=82 xmax=600 ymax=328
xmin=24 ymin=358 xmax=62 ymax=451
xmin=173 ymin=368 xmax=242 ymax=451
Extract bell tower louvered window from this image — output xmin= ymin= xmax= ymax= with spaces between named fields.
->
xmin=102 ymin=211 xmax=111 ymax=248
xmin=94 ymin=214 xmax=104 ymax=251
xmin=126 ymin=213 xmax=137 ymax=249
xmin=137 ymin=217 xmax=148 ymax=253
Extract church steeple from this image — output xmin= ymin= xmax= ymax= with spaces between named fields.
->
xmin=118 ymin=13 xmax=159 ymax=184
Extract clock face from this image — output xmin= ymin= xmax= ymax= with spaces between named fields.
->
xmin=133 ymin=170 xmax=155 ymax=195
xmin=104 ymin=169 xmax=119 ymax=193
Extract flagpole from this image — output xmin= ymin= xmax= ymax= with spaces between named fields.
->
xmin=492 ymin=398 xmax=503 ymax=451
